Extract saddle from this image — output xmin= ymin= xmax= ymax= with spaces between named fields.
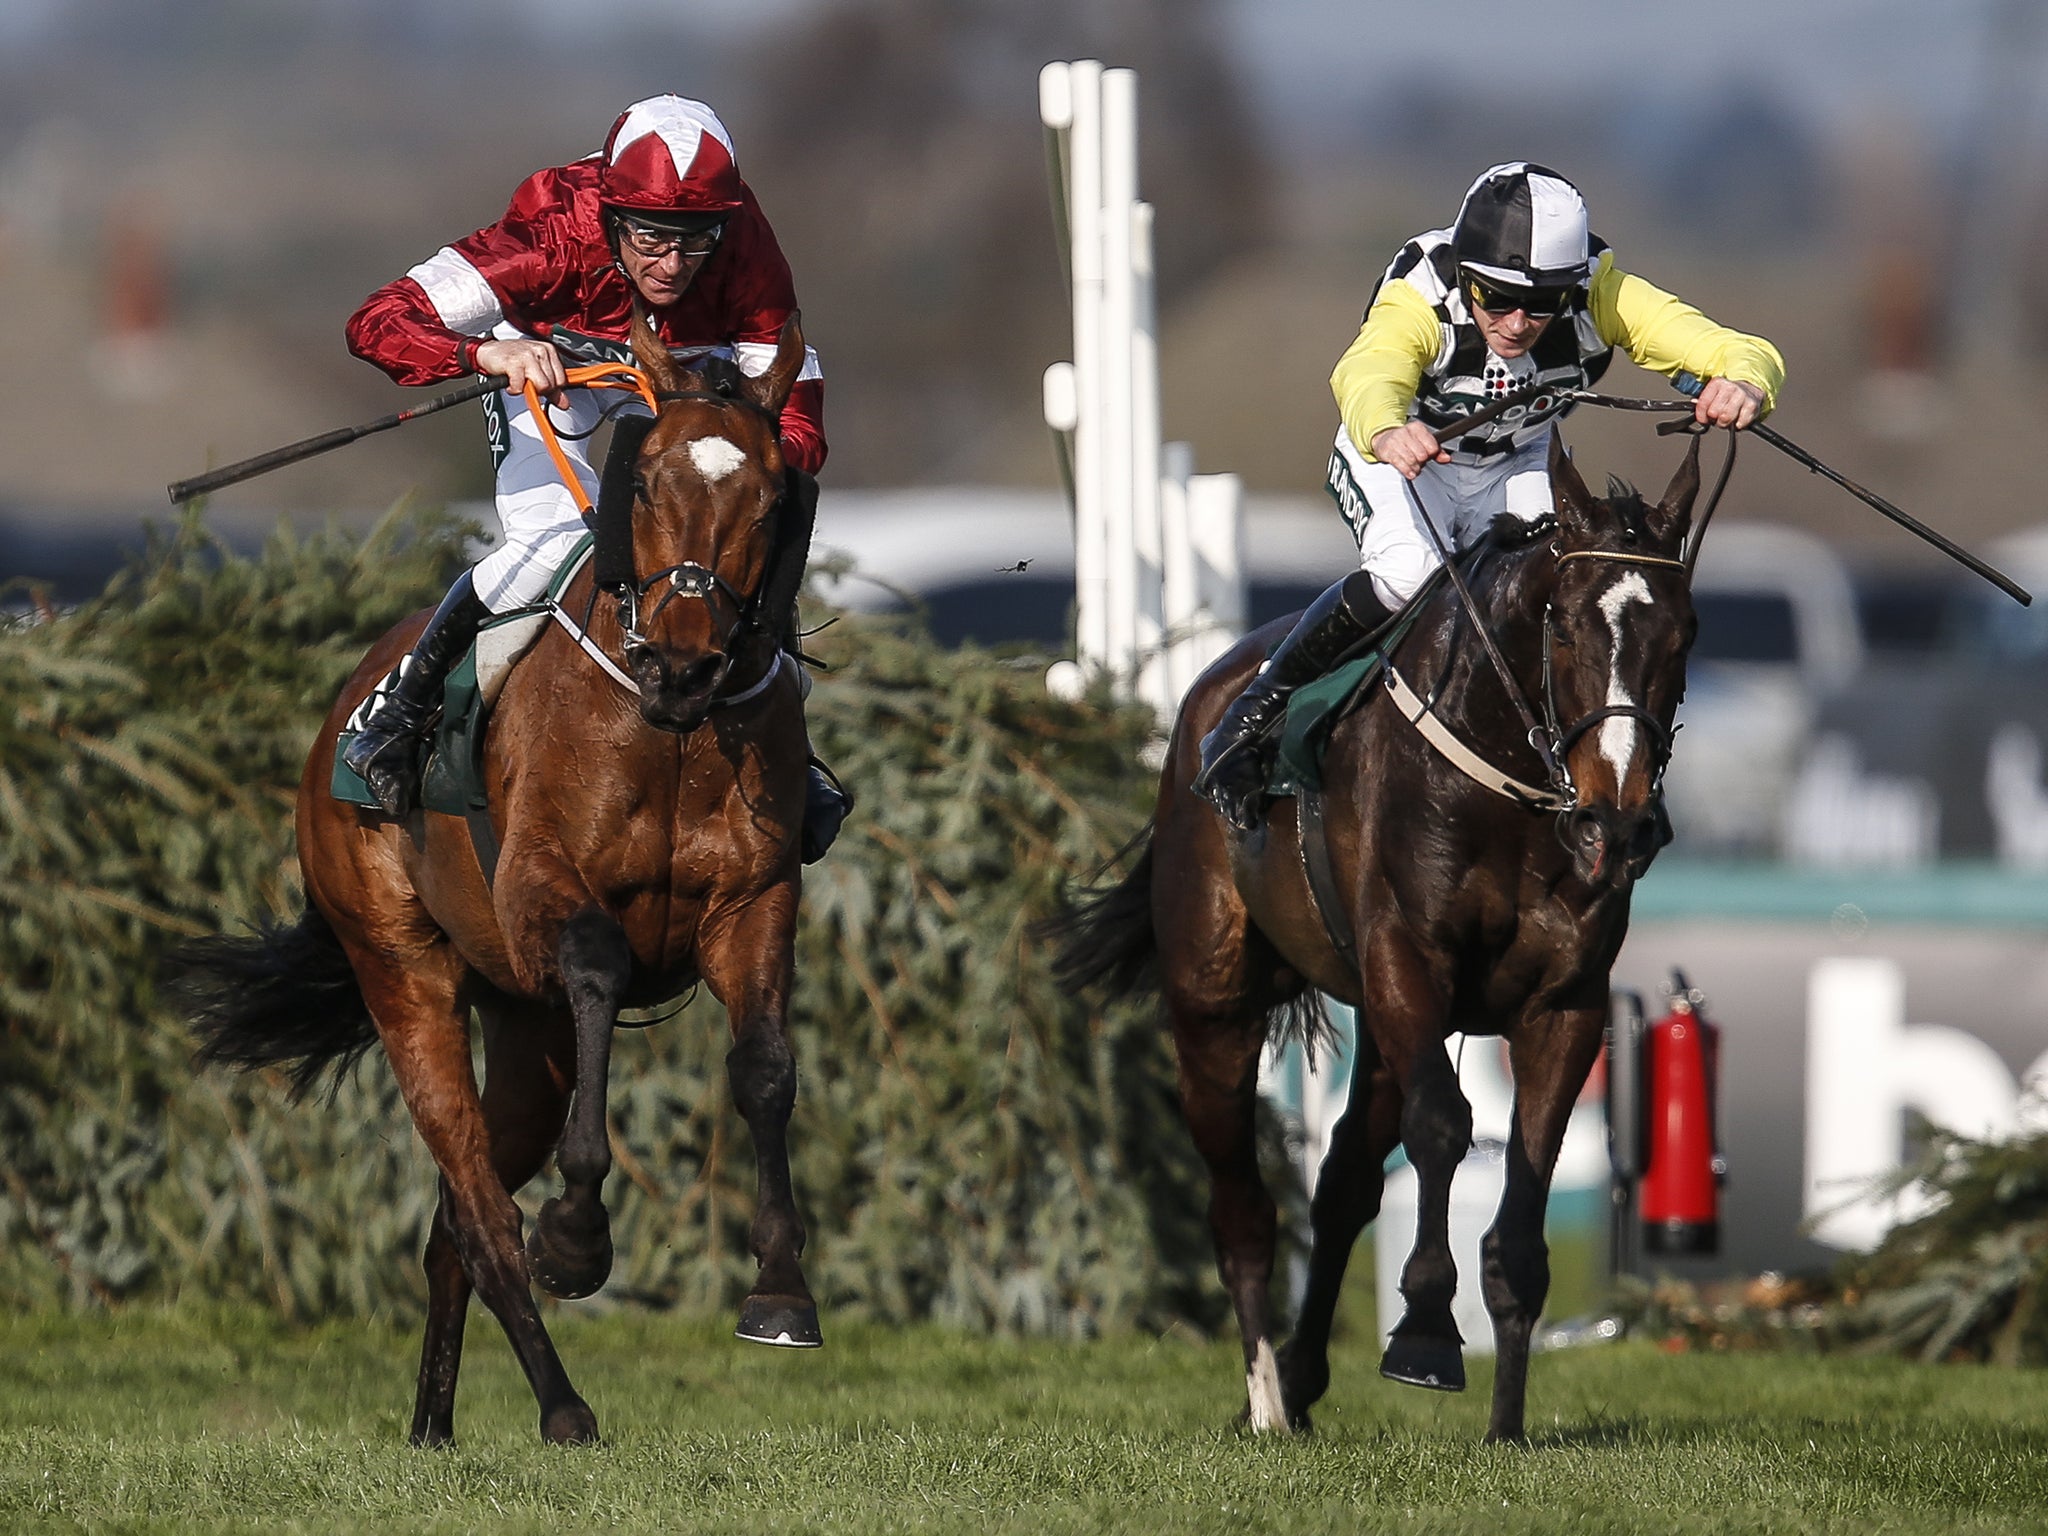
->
xmin=1264 ymin=564 xmax=1445 ymax=798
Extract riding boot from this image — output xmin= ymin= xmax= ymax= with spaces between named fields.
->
xmin=342 ymin=571 xmax=492 ymax=817
xmin=1192 ymin=569 xmax=1396 ymax=831
xmin=764 ymin=465 xmax=853 ymax=864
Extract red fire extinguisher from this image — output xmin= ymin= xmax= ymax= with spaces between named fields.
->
xmin=1606 ymin=972 xmax=1725 ymax=1272
xmin=1637 ymin=971 xmax=1724 ymax=1255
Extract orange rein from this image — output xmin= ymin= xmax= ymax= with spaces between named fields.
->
xmin=520 ymin=363 xmax=659 ymax=517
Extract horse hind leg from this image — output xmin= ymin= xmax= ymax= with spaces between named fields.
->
xmin=411 ymin=995 xmax=575 ymax=1447
xmin=1169 ymin=997 xmax=1292 ymax=1432
xmin=1277 ymin=1050 xmax=1403 ymax=1429
xmin=361 ymin=953 xmax=597 ymax=1445
xmin=525 ymin=908 xmax=629 ymax=1301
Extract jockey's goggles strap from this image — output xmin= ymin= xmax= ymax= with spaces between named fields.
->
xmin=519 ymin=364 xmax=659 ymax=517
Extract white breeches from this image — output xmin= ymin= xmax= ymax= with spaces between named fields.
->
xmin=470 ymin=330 xmax=653 ymax=614
xmin=1326 ymin=425 xmax=1556 ymax=607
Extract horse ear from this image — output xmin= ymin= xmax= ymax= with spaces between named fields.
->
xmin=631 ymin=308 xmax=688 ymax=397
xmin=1548 ymin=431 xmax=1598 ymax=532
xmin=1651 ymin=432 xmax=1702 ymax=546
xmin=742 ymin=315 xmax=806 ymax=417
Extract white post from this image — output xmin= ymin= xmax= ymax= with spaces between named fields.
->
xmin=1130 ymin=199 xmax=1168 ymax=716
xmin=1159 ymin=440 xmax=1197 ymax=703
xmin=1064 ymin=61 xmax=1109 ymax=678
xmin=1182 ymin=471 xmax=1246 ymax=685
xmin=1041 ymin=60 xmax=1239 ymax=712
xmin=1099 ymin=67 xmax=1139 ymax=690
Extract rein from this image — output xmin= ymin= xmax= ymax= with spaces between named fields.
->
xmin=523 ymin=368 xmax=782 ymax=710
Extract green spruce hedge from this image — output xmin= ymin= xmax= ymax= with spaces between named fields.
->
xmin=0 ymin=507 xmax=1267 ymax=1334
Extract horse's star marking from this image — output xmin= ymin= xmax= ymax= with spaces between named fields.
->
xmin=688 ymin=435 xmax=747 ymax=482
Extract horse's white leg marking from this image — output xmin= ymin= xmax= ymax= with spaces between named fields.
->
xmin=1596 ymin=572 xmax=1653 ymax=783
xmin=1246 ymin=1338 xmax=1288 ymax=1432
xmin=688 ymin=435 xmax=747 ymax=482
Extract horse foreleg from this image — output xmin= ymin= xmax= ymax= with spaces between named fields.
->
xmin=1369 ymin=927 xmax=1472 ymax=1392
xmin=700 ymin=891 xmax=818 ymax=1347
xmin=1278 ymin=1050 xmax=1403 ymax=1427
xmin=525 ymin=909 xmax=629 ymax=1301
xmin=1170 ymin=1004 xmax=1289 ymax=1431
xmin=361 ymin=953 xmax=596 ymax=1445
xmin=412 ymin=995 xmax=574 ymax=1447
xmin=1483 ymin=1007 xmax=1604 ymax=1445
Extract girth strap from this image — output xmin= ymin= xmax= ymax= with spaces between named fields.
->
xmin=1296 ymin=787 xmax=1360 ymax=977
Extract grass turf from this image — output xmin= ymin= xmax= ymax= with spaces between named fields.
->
xmin=6 ymin=1304 xmax=2047 ymax=1535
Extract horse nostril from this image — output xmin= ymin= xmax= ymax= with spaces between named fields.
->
xmin=1568 ymin=808 xmax=1605 ymax=848
xmin=676 ymin=654 xmax=725 ymax=695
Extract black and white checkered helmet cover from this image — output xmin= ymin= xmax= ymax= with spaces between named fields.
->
xmin=1450 ymin=162 xmax=1590 ymax=289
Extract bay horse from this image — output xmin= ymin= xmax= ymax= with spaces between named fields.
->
xmin=176 ymin=315 xmax=818 ymax=1445
xmin=1053 ymin=431 xmax=1702 ymax=1444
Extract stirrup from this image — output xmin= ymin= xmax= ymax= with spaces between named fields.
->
xmin=801 ymin=757 xmax=853 ymax=864
xmin=344 ymin=728 xmax=424 ymax=818
xmin=1193 ymin=741 xmax=1270 ymax=832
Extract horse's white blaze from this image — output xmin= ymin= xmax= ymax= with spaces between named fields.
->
xmin=1596 ymin=571 xmax=1654 ymax=783
xmin=1246 ymin=1338 xmax=1288 ymax=1432
xmin=688 ymin=435 xmax=747 ymax=482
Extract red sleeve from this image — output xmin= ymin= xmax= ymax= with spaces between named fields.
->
xmin=345 ymin=166 xmax=596 ymax=387
xmin=780 ymin=379 xmax=827 ymax=475
xmin=346 ymin=277 xmax=477 ymax=386
xmin=714 ymin=191 xmax=828 ymax=473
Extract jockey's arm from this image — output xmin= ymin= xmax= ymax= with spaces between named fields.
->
xmin=1331 ymin=281 xmax=1443 ymax=475
xmin=1587 ymin=253 xmax=1785 ymax=428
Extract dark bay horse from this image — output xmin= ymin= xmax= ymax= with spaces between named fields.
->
xmin=177 ymin=315 xmax=818 ymax=1445
xmin=1054 ymin=432 xmax=1701 ymax=1443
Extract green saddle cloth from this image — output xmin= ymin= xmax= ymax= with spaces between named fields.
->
xmin=330 ymin=631 xmax=501 ymax=816
xmin=1270 ymin=651 xmax=1386 ymax=797
xmin=1266 ymin=568 xmax=1444 ymax=797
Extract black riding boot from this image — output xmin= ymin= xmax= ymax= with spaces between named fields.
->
xmin=1192 ymin=570 xmax=1395 ymax=831
xmin=342 ymin=571 xmax=491 ymax=817
xmin=765 ymin=466 xmax=854 ymax=864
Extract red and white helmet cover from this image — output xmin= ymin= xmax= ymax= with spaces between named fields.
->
xmin=598 ymin=96 xmax=743 ymax=217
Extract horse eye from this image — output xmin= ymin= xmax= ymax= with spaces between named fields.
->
xmin=632 ymin=475 xmax=650 ymax=499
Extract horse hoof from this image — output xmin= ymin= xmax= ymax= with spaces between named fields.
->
xmin=540 ymin=1399 xmax=601 ymax=1446
xmin=1380 ymin=1335 xmax=1466 ymax=1392
xmin=1277 ymin=1341 xmax=1329 ymax=1425
xmin=736 ymin=1294 xmax=822 ymax=1348
xmin=525 ymin=1203 xmax=614 ymax=1300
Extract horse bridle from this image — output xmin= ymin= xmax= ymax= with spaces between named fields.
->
xmin=610 ymin=387 xmax=784 ymax=701
xmin=1537 ymin=546 xmax=1691 ymax=808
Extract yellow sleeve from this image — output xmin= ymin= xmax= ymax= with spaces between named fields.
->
xmin=1329 ymin=280 xmax=1442 ymax=461
xmin=1587 ymin=253 xmax=1786 ymax=415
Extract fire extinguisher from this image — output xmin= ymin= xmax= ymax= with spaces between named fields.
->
xmin=1605 ymin=972 xmax=1725 ymax=1269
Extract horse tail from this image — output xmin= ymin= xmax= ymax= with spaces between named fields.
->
xmin=168 ymin=903 xmax=379 ymax=1103
xmin=1042 ymin=826 xmax=1161 ymax=1005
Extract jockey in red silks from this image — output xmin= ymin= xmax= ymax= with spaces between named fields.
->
xmin=341 ymin=95 xmax=849 ymax=857
xmin=1193 ymin=161 xmax=1786 ymax=832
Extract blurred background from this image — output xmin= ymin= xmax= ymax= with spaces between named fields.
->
xmin=11 ymin=0 xmax=2048 ymax=856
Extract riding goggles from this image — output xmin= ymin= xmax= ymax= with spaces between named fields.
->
xmin=1465 ymin=272 xmax=1575 ymax=319
xmin=618 ymin=216 xmax=724 ymax=260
